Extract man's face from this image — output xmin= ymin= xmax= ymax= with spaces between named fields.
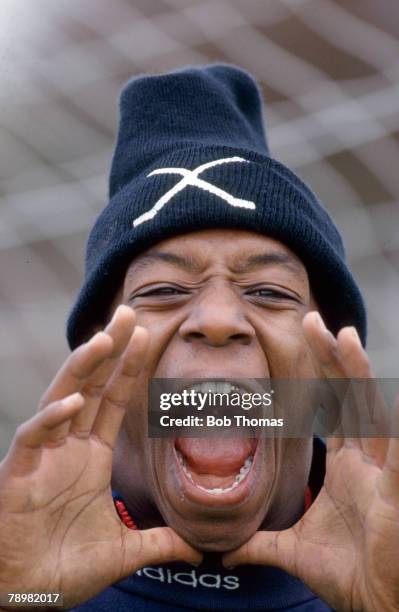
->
xmin=111 ymin=229 xmax=320 ymax=551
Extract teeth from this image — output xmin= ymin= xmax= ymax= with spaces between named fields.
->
xmin=176 ymin=451 xmax=253 ymax=495
xmin=220 ymin=382 xmax=232 ymax=393
xmin=183 ymin=381 xmax=246 ymax=395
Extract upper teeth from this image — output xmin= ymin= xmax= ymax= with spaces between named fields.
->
xmin=183 ymin=381 xmax=245 ymax=395
xmin=176 ymin=450 xmax=253 ymax=495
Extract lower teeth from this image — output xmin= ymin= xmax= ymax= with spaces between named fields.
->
xmin=176 ymin=451 xmax=253 ymax=495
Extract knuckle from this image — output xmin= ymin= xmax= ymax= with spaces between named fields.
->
xmin=104 ymin=395 xmax=127 ymax=411
xmin=83 ymin=383 xmax=105 ymax=400
xmin=70 ymin=428 xmax=91 ymax=439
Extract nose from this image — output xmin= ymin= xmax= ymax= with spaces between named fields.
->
xmin=179 ymin=285 xmax=255 ymax=347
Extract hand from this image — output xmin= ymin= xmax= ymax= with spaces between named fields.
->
xmin=223 ymin=311 xmax=399 ymax=612
xmin=0 ymin=305 xmax=201 ymax=609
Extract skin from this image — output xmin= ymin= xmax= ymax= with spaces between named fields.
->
xmin=0 ymin=229 xmax=398 ymax=611
xmin=111 ymin=230 xmax=320 ymax=550
xmin=223 ymin=323 xmax=399 ymax=612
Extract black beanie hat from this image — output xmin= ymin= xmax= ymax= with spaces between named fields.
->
xmin=66 ymin=64 xmax=367 ymax=349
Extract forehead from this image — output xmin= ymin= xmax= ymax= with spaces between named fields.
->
xmin=126 ymin=229 xmax=307 ymax=278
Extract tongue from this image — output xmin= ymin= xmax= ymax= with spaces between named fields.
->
xmin=175 ymin=437 xmax=256 ymax=476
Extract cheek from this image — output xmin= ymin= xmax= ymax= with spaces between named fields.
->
xmin=123 ymin=379 xmax=148 ymax=442
xmin=268 ymin=438 xmax=313 ymax=527
xmin=133 ymin=309 xmax=186 ymax=373
xmin=254 ymin=313 xmax=317 ymax=377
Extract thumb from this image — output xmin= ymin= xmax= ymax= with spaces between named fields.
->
xmin=222 ymin=529 xmax=298 ymax=575
xmin=124 ymin=526 xmax=203 ymax=570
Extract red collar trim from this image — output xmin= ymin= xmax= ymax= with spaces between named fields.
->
xmin=115 ymin=499 xmax=138 ymax=530
xmin=115 ymin=487 xmax=314 ymax=531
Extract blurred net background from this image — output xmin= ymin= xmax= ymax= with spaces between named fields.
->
xmin=1 ymin=0 xmax=398 ymax=455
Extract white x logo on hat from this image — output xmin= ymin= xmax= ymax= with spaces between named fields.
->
xmin=132 ymin=156 xmax=256 ymax=227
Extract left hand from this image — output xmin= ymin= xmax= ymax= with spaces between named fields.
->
xmin=223 ymin=311 xmax=399 ymax=612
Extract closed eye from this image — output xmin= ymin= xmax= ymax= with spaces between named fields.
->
xmin=245 ymin=287 xmax=301 ymax=303
xmin=131 ymin=285 xmax=190 ymax=298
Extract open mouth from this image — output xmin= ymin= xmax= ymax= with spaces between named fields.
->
xmin=170 ymin=380 xmax=261 ymax=506
xmin=173 ymin=436 xmax=259 ymax=506
xmin=175 ymin=437 xmax=256 ymax=493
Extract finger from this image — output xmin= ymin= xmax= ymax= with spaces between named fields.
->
xmin=46 ymin=306 xmax=135 ymax=444
xmin=303 ymin=312 xmax=346 ymax=450
xmin=336 ymin=327 xmax=389 ymax=465
xmin=336 ymin=326 xmax=373 ymax=379
xmin=6 ymin=393 xmax=84 ymax=476
xmin=126 ymin=527 xmax=202 ymax=569
xmin=91 ymin=326 xmax=149 ymax=448
xmin=222 ymin=529 xmax=297 ymax=575
xmin=378 ymin=396 xmax=399 ymax=505
xmin=304 ymin=314 xmax=371 ymax=379
xmin=39 ymin=332 xmax=114 ymax=409
xmin=304 ymin=313 xmax=388 ymax=462
xmin=69 ymin=305 xmax=136 ymax=438
xmin=303 ymin=311 xmax=343 ymax=378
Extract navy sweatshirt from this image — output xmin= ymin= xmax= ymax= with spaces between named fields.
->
xmin=71 ymin=439 xmax=332 ymax=611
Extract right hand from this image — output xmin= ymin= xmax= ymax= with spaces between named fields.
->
xmin=0 ymin=305 xmax=202 ymax=609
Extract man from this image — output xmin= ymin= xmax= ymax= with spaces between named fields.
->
xmin=0 ymin=65 xmax=398 ymax=611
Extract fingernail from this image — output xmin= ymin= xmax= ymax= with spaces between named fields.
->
xmin=313 ymin=313 xmax=338 ymax=347
xmin=110 ymin=304 xmax=124 ymax=324
xmin=63 ymin=392 xmax=84 ymax=407
xmin=313 ymin=311 xmax=325 ymax=329
xmin=348 ymin=326 xmax=360 ymax=343
xmin=107 ymin=305 xmax=134 ymax=329
xmin=103 ymin=316 xmax=115 ymax=334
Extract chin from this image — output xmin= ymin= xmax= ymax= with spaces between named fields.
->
xmin=174 ymin=520 xmax=260 ymax=553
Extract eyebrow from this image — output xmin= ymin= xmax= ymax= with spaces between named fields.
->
xmin=231 ymin=252 xmax=305 ymax=275
xmin=127 ymin=252 xmax=205 ymax=275
xmin=127 ymin=249 xmax=304 ymax=277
